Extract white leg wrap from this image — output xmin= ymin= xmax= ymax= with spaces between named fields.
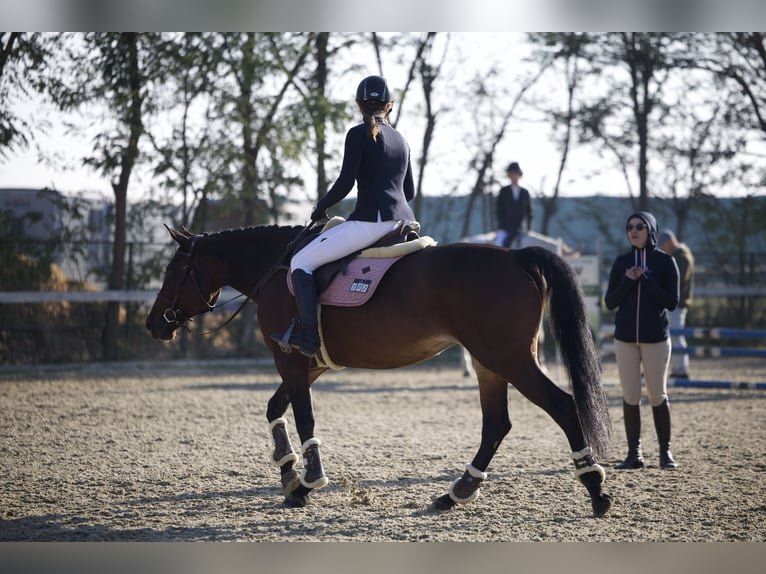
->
xmin=574 ymin=462 xmax=606 ymax=481
xmin=570 ymin=446 xmax=592 ymax=458
xmin=273 ymin=452 xmax=299 ymax=468
xmin=273 ymin=453 xmax=299 ymax=468
xmin=447 ymin=464 xmax=487 ymax=504
xmin=300 ymin=437 xmax=322 ymax=452
xmin=571 ymin=447 xmax=606 ymax=481
xmin=465 ymin=463 xmax=488 ymax=481
xmin=299 ymin=470 xmax=329 ymax=489
xmin=269 ymin=417 xmax=289 ymax=431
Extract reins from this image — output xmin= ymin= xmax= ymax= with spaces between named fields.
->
xmin=173 ymin=219 xmax=324 ymax=336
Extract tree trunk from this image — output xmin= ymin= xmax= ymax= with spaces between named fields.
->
xmin=102 ymin=33 xmax=143 ymax=361
xmin=314 ymin=33 xmax=329 ymax=202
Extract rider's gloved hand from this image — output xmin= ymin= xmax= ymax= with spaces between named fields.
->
xmin=311 ymin=207 xmax=328 ymax=222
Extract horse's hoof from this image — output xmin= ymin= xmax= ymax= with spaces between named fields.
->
xmin=284 ymin=492 xmax=310 ymax=508
xmin=591 ymin=493 xmax=613 ymax=518
xmin=430 ymin=494 xmax=456 ymax=511
xmin=281 ymin=469 xmax=301 ymax=496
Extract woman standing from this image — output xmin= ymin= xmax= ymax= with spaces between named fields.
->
xmin=272 ymin=75 xmax=417 ymax=357
xmin=604 ymin=212 xmax=680 ymax=469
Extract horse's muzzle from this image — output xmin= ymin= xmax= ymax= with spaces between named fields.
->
xmin=145 ymin=315 xmax=177 ymax=341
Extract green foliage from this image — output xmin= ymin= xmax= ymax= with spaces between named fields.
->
xmin=0 ymin=210 xmax=56 ymax=289
xmin=0 ymin=32 xmax=52 ymax=158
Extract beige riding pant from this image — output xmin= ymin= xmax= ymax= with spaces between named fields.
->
xmin=614 ymin=338 xmax=671 ymax=407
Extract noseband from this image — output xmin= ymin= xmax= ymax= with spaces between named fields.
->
xmin=158 ymin=236 xmax=218 ymax=330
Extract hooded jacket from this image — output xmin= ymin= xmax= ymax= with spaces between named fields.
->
xmin=604 ymin=211 xmax=680 ymax=343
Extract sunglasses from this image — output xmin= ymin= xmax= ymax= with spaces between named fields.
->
xmin=625 ymin=223 xmax=648 ymax=232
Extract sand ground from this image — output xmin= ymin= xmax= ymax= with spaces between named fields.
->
xmin=1 ymin=356 xmax=764 ymax=542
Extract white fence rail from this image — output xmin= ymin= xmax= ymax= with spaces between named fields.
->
xmin=0 ymin=290 xmax=158 ymax=303
xmin=0 ymin=288 xmax=243 ymax=306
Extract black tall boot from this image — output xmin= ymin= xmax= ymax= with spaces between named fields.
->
xmin=653 ymin=398 xmax=677 ymax=469
xmin=615 ymin=401 xmax=644 ymax=469
xmin=271 ymin=269 xmax=320 ymax=357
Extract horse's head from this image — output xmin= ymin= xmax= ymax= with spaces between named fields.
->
xmin=145 ymin=225 xmax=222 ymax=341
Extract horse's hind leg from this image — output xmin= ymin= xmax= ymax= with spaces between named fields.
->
xmin=509 ymin=360 xmax=611 ymax=517
xmin=432 ymin=362 xmax=511 ymax=510
xmin=266 ymin=384 xmax=301 ymax=496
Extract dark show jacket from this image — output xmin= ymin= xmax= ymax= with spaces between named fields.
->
xmin=604 ymin=246 xmax=680 ymax=343
xmin=496 ymin=184 xmax=532 ymax=233
xmin=316 ymin=122 xmax=416 ymax=222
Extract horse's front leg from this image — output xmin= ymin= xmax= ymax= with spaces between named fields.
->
xmin=272 ymin=356 xmax=329 ymax=507
xmin=266 ymin=383 xmax=301 ymax=497
xmin=432 ymin=364 xmax=511 ymax=511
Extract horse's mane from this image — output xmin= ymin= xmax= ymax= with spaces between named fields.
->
xmin=195 ymin=224 xmax=303 ymax=259
xmin=199 ymin=224 xmax=302 ymax=237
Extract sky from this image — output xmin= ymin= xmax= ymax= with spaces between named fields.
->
xmin=0 ymin=32 xmax=630 ymax=204
xmin=0 ymin=26 xmax=766 ymax=205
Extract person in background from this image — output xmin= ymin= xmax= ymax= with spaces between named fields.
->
xmin=658 ymin=230 xmax=695 ymax=379
xmin=604 ymin=212 xmax=680 ymax=470
xmin=494 ymin=162 xmax=533 ymax=248
xmin=271 ymin=75 xmax=416 ymax=358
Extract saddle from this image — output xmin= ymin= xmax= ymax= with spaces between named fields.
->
xmin=285 ymin=218 xmax=436 ymax=371
xmin=289 ymin=217 xmax=430 ymax=299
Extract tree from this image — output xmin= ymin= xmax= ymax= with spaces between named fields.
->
xmin=203 ymin=33 xmax=313 ymax=228
xmin=458 ymin=65 xmax=547 ymax=239
xmin=145 ymin=33 xmax=221 ymax=230
xmin=194 ymin=33 xmax=314 ymax=352
xmin=704 ymin=33 xmax=766 ymax=137
xmin=289 ymin=32 xmax=358 ymax=205
xmin=676 ymin=33 xmax=766 ymax=197
xmin=0 ymin=33 xmax=49 ymax=158
xmin=49 ymin=33 xmax=163 ymax=359
xmin=652 ymin=72 xmax=743 ymax=238
xmin=527 ymin=33 xmax=590 ymax=236
xmin=555 ymin=33 xmax=677 ymax=211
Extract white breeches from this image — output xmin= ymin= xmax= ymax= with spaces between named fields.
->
xmin=291 ymin=219 xmax=401 ymax=274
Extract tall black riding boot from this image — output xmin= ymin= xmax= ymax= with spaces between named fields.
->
xmin=271 ymin=269 xmax=320 ymax=357
xmin=653 ymin=398 xmax=677 ymax=469
xmin=615 ymin=401 xmax=644 ymax=469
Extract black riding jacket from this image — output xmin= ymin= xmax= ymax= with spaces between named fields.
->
xmin=316 ymin=120 xmax=416 ymax=223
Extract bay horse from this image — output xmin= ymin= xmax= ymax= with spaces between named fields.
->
xmin=145 ymin=223 xmax=613 ymax=517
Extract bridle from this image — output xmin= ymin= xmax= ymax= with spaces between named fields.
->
xmin=157 ymin=235 xmax=239 ymax=333
xmin=156 ymin=219 xmax=326 ymax=335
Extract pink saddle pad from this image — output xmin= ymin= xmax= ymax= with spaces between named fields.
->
xmin=288 ymin=256 xmax=402 ymax=307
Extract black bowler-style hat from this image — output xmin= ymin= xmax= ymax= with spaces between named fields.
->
xmin=506 ymin=162 xmax=522 ymax=174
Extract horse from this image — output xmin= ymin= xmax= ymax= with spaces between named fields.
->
xmin=457 ymin=230 xmax=568 ymax=378
xmin=145 ymin=223 xmax=613 ymax=517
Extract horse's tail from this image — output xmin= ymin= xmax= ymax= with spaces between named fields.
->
xmin=515 ymin=246 xmax=613 ymax=459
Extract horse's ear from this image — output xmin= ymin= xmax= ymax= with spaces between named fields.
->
xmin=181 ymin=225 xmax=193 ymax=237
xmin=164 ymin=223 xmax=188 ymax=245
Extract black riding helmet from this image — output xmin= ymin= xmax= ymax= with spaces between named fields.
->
xmin=355 ymin=75 xmax=391 ymax=103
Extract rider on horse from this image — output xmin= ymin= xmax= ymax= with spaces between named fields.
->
xmin=272 ymin=75 xmax=418 ymax=357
